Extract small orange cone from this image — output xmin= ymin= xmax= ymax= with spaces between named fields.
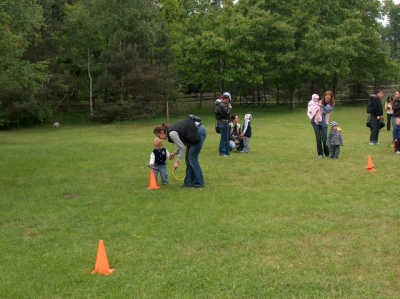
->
xmin=365 ymin=155 xmax=376 ymax=172
xmin=92 ymin=240 xmax=115 ymax=276
xmin=147 ymin=169 xmax=160 ymax=190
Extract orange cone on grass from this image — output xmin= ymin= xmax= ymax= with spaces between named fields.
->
xmin=92 ymin=240 xmax=115 ymax=276
xmin=147 ymin=169 xmax=160 ymax=190
xmin=365 ymin=155 xmax=376 ymax=172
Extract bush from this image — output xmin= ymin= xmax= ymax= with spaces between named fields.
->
xmin=1 ymin=101 xmax=52 ymax=129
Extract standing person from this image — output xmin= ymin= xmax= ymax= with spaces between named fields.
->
xmin=392 ymin=90 xmax=400 ymax=145
xmin=215 ymin=92 xmax=232 ymax=156
xmin=310 ymin=90 xmax=335 ymax=158
xmin=369 ymin=90 xmax=384 ymax=145
xmin=393 ymin=117 xmax=400 ymax=154
xmin=238 ymin=113 xmax=252 ymax=153
xmin=229 ymin=114 xmax=242 ymax=151
xmin=326 ymin=121 xmax=344 ymax=159
xmin=153 ymin=115 xmax=206 ymax=188
xmin=148 ymin=137 xmax=170 ymax=185
xmin=385 ymin=96 xmax=393 ymax=131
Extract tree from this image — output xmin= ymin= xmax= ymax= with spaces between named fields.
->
xmin=0 ymin=0 xmax=48 ymax=89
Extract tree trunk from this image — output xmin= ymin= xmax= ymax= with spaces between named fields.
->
xmin=66 ymin=93 xmax=70 ymax=114
xmin=87 ymin=47 xmax=94 ymax=120
xmin=332 ymin=73 xmax=339 ymax=95
xmin=290 ymin=85 xmax=296 ymax=110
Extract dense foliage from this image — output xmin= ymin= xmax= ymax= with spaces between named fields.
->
xmin=1 ymin=0 xmax=400 ymax=128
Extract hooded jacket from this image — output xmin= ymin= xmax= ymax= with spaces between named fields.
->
xmin=307 ymin=94 xmax=322 ymax=124
xmin=370 ymin=93 xmax=383 ymax=117
xmin=215 ymin=99 xmax=231 ymax=121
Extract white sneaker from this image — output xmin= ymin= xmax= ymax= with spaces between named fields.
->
xmin=396 ymin=151 xmax=400 ymax=154
xmin=369 ymin=142 xmax=374 ymax=145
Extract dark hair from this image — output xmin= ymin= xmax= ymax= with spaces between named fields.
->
xmin=230 ymin=114 xmax=238 ymax=121
xmin=387 ymin=96 xmax=393 ymax=102
xmin=153 ymin=122 xmax=169 ymax=135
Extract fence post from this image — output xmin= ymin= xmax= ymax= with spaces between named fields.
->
xmin=166 ymin=101 xmax=169 ymax=124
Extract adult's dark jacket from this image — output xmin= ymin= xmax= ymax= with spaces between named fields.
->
xmin=370 ymin=94 xmax=383 ymax=117
xmin=167 ymin=116 xmax=200 ymax=146
xmin=392 ymin=99 xmax=400 ymax=117
xmin=215 ymin=99 xmax=231 ymax=121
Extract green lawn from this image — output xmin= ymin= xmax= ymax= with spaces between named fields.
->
xmin=1 ymin=107 xmax=399 ymax=298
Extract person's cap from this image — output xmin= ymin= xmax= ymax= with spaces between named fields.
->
xmin=331 ymin=121 xmax=338 ymax=128
xmin=223 ymin=92 xmax=232 ymax=101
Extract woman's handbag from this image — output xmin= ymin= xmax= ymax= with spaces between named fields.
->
xmin=215 ymin=120 xmax=220 ymax=134
xmin=380 ymin=118 xmax=385 ymax=130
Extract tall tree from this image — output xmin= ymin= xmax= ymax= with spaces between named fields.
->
xmin=0 ymin=0 xmax=48 ymax=90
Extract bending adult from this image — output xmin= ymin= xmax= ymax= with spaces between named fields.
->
xmin=215 ymin=92 xmax=232 ymax=156
xmin=153 ymin=116 xmax=206 ymax=187
xmin=369 ymin=90 xmax=384 ymax=145
xmin=310 ymin=91 xmax=335 ymax=158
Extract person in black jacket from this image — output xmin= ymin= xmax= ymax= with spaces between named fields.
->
xmin=215 ymin=92 xmax=232 ymax=156
xmin=391 ymin=90 xmax=400 ymax=145
xmin=153 ymin=116 xmax=206 ymax=187
xmin=369 ymin=90 xmax=384 ymax=145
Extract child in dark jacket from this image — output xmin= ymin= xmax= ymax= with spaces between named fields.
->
xmin=327 ymin=121 xmax=344 ymax=159
xmin=238 ymin=114 xmax=252 ymax=153
xmin=148 ymin=137 xmax=170 ymax=185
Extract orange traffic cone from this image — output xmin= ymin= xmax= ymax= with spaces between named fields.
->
xmin=147 ymin=169 xmax=160 ymax=190
xmin=365 ymin=155 xmax=376 ymax=172
xmin=92 ymin=240 xmax=115 ymax=276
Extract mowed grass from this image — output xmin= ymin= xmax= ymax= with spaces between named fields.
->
xmin=1 ymin=107 xmax=399 ymax=298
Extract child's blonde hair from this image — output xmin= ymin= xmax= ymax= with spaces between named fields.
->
xmin=153 ymin=137 xmax=163 ymax=147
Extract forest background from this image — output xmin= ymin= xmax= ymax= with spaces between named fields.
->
xmin=1 ymin=0 xmax=400 ymax=128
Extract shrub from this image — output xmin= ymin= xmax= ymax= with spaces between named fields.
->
xmin=1 ymin=101 xmax=52 ymax=129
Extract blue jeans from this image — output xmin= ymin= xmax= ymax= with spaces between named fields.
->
xmin=217 ymin=121 xmax=230 ymax=155
xmin=392 ymin=116 xmax=397 ymax=142
xmin=311 ymin=122 xmax=329 ymax=156
xmin=153 ymin=164 xmax=168 ymax=185
xmin=184 ymin=125 xmax=206 ymax=187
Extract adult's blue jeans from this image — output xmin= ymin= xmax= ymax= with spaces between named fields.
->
xmin=311 ymin=121 xmax=329 ymax=156
xmin=217 ymin=121 xmax=230 ymax=155
xmin=184 ymin=124 xmax=206 ymax=187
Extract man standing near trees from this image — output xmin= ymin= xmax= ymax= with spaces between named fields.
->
xmin=215 ymin=92 xmax=232 ymax=156
xmin=369 ymin=90 xmax=384 ymax=145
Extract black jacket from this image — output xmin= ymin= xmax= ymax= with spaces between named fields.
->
xmin=370 ymin=94 xmax=383 ymax=117
xmin=393 ymin=99 xmax=400 ymax=117
xmin=215 ymin=99 xmax=231 ymax=121
xmin=167 ymin=116 xmax=200 ymax=146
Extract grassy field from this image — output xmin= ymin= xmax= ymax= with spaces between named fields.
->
xmin=1 ymin=107 xmax=399 ymax=298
